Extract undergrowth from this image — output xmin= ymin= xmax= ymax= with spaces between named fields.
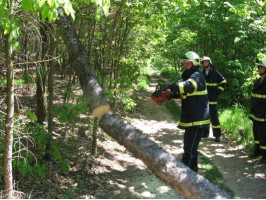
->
xmin=219 ymin=104 xmax=253 ymax=147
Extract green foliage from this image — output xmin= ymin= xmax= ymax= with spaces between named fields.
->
xmin=0 ymin=113 xmax=70 ymax=178
xmin=219 ymin=104 xmax=253 ymax=145
xmin=156 ymin=0 xmax=265 ymax=107
xmin=22 ymin=70 xmax=35 ymax=84
xmin=160 ymin=67 xmax=181 ymax=82
xmin=0 ymin=78 xmax=26 ymax=86
xmin=54 ymin=97 xmax=89 ymax=123
xmin=123 ymin=95 xmax=137 ymax=113
xmin=26 ymin=110 xmax=38 ymax=122
xmin=137 ymin=75 xmax=150 ymax=91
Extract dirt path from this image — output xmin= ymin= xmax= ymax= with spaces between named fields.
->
xmin=12 ymin=74 xmax=265 ymax=199
xmin=94 ymin=75 xmax=266 ymax=199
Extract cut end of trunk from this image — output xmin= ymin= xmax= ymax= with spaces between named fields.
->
xmin=92 ymin=105 xmax=111 ymax=118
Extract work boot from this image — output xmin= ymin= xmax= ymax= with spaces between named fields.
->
xmin=249 ymin=151 xmax=261 ymax=158
xmin=249 ymin=146 xmax=261 ymax=158
xmin=215 ymin=137 xmax=220 ymax=142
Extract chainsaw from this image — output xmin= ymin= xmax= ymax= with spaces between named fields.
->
xmin=151 ymin=83 xmax=171 ymax=105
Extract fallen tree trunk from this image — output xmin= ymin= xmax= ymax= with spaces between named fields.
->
xmin=99 ymin=114 xmax=231 ymax=199
xmin=57 ymin=12 xmax=232 ymax=199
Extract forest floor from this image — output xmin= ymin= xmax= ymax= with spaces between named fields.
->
xmin=2 ymin=72 xmax=266 ymax=199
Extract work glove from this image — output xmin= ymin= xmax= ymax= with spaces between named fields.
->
xmin=156 ymin=83 xmax=170 ymax=91
xmin=169 ymin=83 xmax=179 ymax=94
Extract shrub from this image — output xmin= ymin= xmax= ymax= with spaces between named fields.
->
xmin=137 ymin=75 xmax=150 ymax=91
xmin=219 ymin=104 xmax=253 ymax=146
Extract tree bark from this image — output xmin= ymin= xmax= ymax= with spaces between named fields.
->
xmin=57 ymin=12 xmax=231 ymax=199
xmin=46 ymin=24 xmax=56 ymax=160
xmin=57 ymin=12 xmax=110 ymax=118
xmin=36 ymin=20 xmax=49 ymax=124
xmin=3 ymin=8 xmax=14 ymax=200
xmin=91 ymin=118 xmax=98 ymax=155
xmin=99 ymin=114 xmax=231 ymax=199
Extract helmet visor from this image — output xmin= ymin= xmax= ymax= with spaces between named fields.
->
xmin=180 ymin=59 xmax=191 ymax=64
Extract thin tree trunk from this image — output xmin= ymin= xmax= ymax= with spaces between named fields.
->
xmin=3 ymin=1 xmax=14 ymax=197
xmin=63 ymin=69 xmax=74 ymax=103
xmin=36 ymin=20 xmax=48 ymax=124
xmin=91 ymin=118 xmax=98 ymax=155
xmin=46 ymin=24 xmax=56 ymax=160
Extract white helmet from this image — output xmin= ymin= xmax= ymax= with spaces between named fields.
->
xmin=257 ymin=60 xmax=266 ymax=68
xmin=201 ymin=56 xmax=212 ymax=64
xmin=180 ymin=51 xmax=200 ymax=66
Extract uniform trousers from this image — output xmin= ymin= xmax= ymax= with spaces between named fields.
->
xmin=182 ymin=127 xmax=205 ymax=172
xmin=253 ymin=121 xmax=266 ymax=158
xmin=203 ymin=104 xmax=221 ymax=138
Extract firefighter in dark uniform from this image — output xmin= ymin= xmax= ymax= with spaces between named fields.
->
xmin=201 ymin=56 xmax=227 ymax=142
xmin=250 ymin=60 xmax=266 ymax=164
xmin=160 ymin=51 xmax=210 ymax=172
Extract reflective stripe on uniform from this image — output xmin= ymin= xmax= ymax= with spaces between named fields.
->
xmin=212 ymin=125 xmax=221 ymax=128
xmin=219 ymin=80 xmax=227 ymax=84
xmin=209 ymin=101 xmax=217 ymax=105
xmin=251 ymin=92 xmax=266 ymax=99
xmin=187 ymin=90 xmax=208 ymax=97
xmin=179 ymin=82 xmax=185 ymax=99
xmin=179 ymin=119 xmax=210 ymax=127
xmin=260 ymin=146 xmax=266 ymax=150
xmin=218 ymin=86 xmax=224 ymax=91
xmin=206 ymin=83 xmax=218 ymax=86
xmin=188 ymin=79 xmax=198 ymax=92
xmin=250 ymin=114 xmax=266 ymax=122
xmin=255 ymin=140 xmax=259 ymax=144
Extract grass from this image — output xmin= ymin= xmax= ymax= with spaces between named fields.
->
xmin=0 ymin=78 xmax=26 ymax=86
xmin=199 ymin=152 xmax=235 ymax=197
xmin=165 ymin=99 xmax=180 ymax=121
xmin=219 ymin=104 xmax=253 ymax=146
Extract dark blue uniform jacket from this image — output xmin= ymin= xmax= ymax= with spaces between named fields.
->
xmin=202 ymin=66 xmax=227 ymax=104
xmin=250 ymin=78 xmax=266 ymax=122
xmin=170 ymin=66 xmax=210 ymax=129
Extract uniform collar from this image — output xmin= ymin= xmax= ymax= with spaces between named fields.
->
xmin=182 ymin=66 xmax=199 ymax=80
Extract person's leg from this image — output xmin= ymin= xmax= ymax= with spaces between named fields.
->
xmin=202 ymin=127 xmax=209 ymax=138
xmin=251 ymin=121 xmax=261 ymax=157
xmin=257 ymin=122 xmax=266 ymax=163
xmin=210 ymin=104 xmax=221 ymax=141
xmin=182 ymin=128 xmax=204 ymax=172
